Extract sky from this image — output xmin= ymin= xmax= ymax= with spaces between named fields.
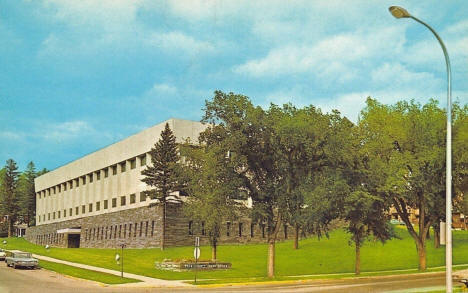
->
xmin=0 ymin=0 xmax=467 ymax=171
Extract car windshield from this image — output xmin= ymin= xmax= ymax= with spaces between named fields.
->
xmin=16 ymin=253 xmax=31 ymax=258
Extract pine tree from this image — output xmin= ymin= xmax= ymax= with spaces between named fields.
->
xmin=0 ymin=159 xmax=19 ymax=237
xmin=18 ymin=162 xmax=37 ymax=227
xmin=141 ymin=123 xmax=179 ymax=250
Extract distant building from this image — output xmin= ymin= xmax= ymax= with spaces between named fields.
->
xmin=25 ymin=119 xmax=289 ymax=248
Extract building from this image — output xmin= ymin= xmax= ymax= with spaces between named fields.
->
xmin=25 ymin=118 xmax=290 ymax=248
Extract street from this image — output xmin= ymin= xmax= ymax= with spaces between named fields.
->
xmin=0 ymin=261 xmax=462 ymax=293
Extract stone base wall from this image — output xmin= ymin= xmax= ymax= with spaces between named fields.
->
xmin=26 ymin=203 xmax=293 ymax=248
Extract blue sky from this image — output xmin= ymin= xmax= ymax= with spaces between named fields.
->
xmin=0 ymin=1 xmax=467 ymax=171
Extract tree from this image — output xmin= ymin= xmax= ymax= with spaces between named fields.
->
xmin=141 ymin=123 xmax=180 ymax=250
xmin=0 ymin=159 xmax=20 ymax=237
xmin=17 ymin=162 xmax=37 ymax=226
xmin=359 ymin=98 xmax=448 ymax=271
xmin=181 ymin=143 xmax=244 ymax=261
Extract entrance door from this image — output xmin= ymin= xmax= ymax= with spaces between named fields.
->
xmin=67 ymin=234 xmax=80 ymax=248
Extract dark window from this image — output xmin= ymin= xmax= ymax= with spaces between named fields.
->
xmin=284 ymin=225 xmax=288 ymax=239
xmin=151 ymin=221 xmax=155 ymax=236
xmin=58 ymin=185 xmax=61 ymax=193
xmin=82 ymin=176 xmax=86 ymax=185
xmin=112 ymin=165 xmax=117 ymax=175
xmin=96 ymin=201 xmax=100 ymax=211
xmin=129 ymin=224 xmax=132 ymax=237
xmin=140 ymin=192 xmax=146 ymax=202
xmin=124 ymin=224 xmax=127 ymax=238
xmin=58 ymin=211 xmax=61 ymax=218
xmin=251 ymin=223 xmax=254 ymax=237
xmin=89 ymin=203 xmax=93 ymax=212
xmin=82 ymin=205 xmax=86 ymax=214
xmin=48 ymin=213 xmax=50 ymax=220
xmin=104 ymin=200 xmax=108 ymax=209
xmin=140 ymin=155 xmax=146 ymax=166
xmin=69 ymin=208 xmax=72 ymax=216
xmin=75 ymin=178 xmax=79 ymax=187
xmin=105 ymin=227 xmax=108 ymax=239
xmin=76 ymin=207 xmax=79 ymax=215
xmin=114 ymin=226 xmax=118 ymax=239
xmin=53 ymin=187 xmax=56 ymax=194
xmin=96 ymin=171 xmax=101 ymax=180
xmin=140 ymin=222 xmax=143 ymax=237
xmin=64 ymin=209 xmax=66 ymax=218
xmin=64 ymin=183 xmax=67 ymax=191
xmin=89 ymin=173 xmax=93 ymax=183
xmin=120 ymin=162 xmax=126 ymax=173
xmin=145 ymin=221 xmax=149 ymax=237
xmin=112 ymin=198 xmax=117 ymax=208
xmin=188 ymin=221 xmax=193 ymax=235
xmin=130 ymin=193 xmax=136 ymax=204
xmin=227 ymin=222 xmax=231 ymax=237
xmin=201 ymin=221 xmax=206 ymax=236
xmin=119 ymin=225 xmax=122 ymax=238
xmin=134 ymin=223 xmax=138 ymax=237
xmin=53 ymin=212 xmax=56 ymax=219
xmin=121 ymin=196 xmax=126 ymax=206
xmin=104 ymin=168 xmax=109 ymax=178
xmin=239 ymin=222 xmax=243 ymax=237
xmin=130 ymin=158 xmax=136 ymax=169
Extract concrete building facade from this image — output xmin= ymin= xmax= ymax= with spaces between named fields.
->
xmin=25 ymin=118 xmax=290 ymax=248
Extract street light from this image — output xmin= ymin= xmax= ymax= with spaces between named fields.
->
xmin=389 ymin=6 xmax=453 ymax=292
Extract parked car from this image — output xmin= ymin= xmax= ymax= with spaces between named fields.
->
xmin=0 ymin=249 xmax=5 ymax=261
xmin=5 ymin=250 xmax=39 ymax=269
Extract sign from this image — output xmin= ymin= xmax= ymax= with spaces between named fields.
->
xmin=194 ymin=247 xmax=200 ymax=260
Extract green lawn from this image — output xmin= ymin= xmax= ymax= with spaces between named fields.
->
xmin=2 ymin=227 xmax=468 ymax=282
xmin=38 ymin=260 xmax=140 ymax=284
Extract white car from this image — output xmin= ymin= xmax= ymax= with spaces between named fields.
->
xmin=0 ymin=249 xmax=5 ymax=261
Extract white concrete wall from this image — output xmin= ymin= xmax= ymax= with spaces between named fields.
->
xmin=35 ymin=118 xmax=208 ymax=226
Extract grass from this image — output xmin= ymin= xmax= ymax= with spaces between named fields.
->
xmin=38 ymin=259 xmax=140 ymax=284
xmin=2 ymin=226 xmax=468 ymax=283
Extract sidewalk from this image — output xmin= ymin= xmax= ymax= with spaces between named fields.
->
xmin=32 ymin=254 xmax=192 ymax=288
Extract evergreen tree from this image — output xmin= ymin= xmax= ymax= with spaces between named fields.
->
xmin=17 ymin=162 xmax=37 ymax=226
xmin=141 ymin=123 xmax=179 ymax=250
xmin=0 ymin=159 xmax=19 ymax=237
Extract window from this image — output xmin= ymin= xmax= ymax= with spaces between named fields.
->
xmin=96 ymin=201 xmax=100 ymax=211
xmin=75 ymin=178 xmax=79 ymax=187
xmin=58 ymin=211 xmax=61 ymax=218
xmin=238 ymin=222 xmax=243 ymax=237
xmin=104 ymin=200 xmax=109 ymax=209
xmin=140 ymin=192 xmax=146 ymax=202
xmin=119 ymin=225 xmax=122 ymax=238
xmin=145 ymin=221 xmax=149 ymax=237
xmin=130 ymin=193 xmax=136 ymax=204
xmin=112 ymin=198 xmax=117 ymax=208
xmin=76 ymin=207 xmax=79 ymax=215
xmin=120 ymin=161 xmax=126 ymax=173
xmin=64 ymin=183 xmax=67 ymax=191
xmin=104 ymin=168 xmax=109 ymax=178
xmin=129 ymin=224 xmax=132 ymax=237
xmin=188 ymin=221 xmax=193 ymax=235
xmin=124 ymin=224 xmax=127 ymax=238
xmin=89 ymin=173 xmax=93 ymax=183
xmin=250 ymin=223 xmax=255 ymax=237
xmin=226 ymin=222 xmax=231 ymax=237
xmin=69 ymin=181 xmax=73 ymax=189
xmin=82 ymin=176 xmax=86 ymax=185
xmin=69 ymin=208 xmax=72 ymax=216
xmin=43 ymin=215 xmax=45 ymax=222
xmin=201 ymin=221 xmax=206 ymax=236
xmin=58 ymin=185 xmax=61 ymax=193
xmin=64 ymin=209 xmax=67 ymax=218
xmin=140 ymin=154 xmax=146 ymax=166
xmin=151 ymin=221 xmax=155 ymax=236
xmin=121 ymin=196 xmax=126 ymax=206
xmin=112 ymin=165 xmax=117 ymax=175
xmin=140 ymin=222 xmax=143 ymax=237
xmin=82 ymin=205 xmax=85 ymax=214
xmin=53 ymin=212 xmax=55 ymax=220
xmin=53 ymin=187 xmax=56 ymax=194
xmin=130 ymin=158 xmax=136 ymax=169
xmin=134 ymin=223 xmax=138 ymax=237
xmin=89 ymin=203 xmax=93 ymax=212
xmin=96 ymin=171 xmax=101 ymax=180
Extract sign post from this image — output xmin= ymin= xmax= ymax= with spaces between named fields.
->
xmin=194 ymin=237 xmax=200 ymax=284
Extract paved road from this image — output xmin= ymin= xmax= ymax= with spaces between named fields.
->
xmin=0 ymin=261 xmax=462 ymax=293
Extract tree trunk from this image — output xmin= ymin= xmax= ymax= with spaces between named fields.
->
xmin=8 ymin=218 xmax=12 ymax=238
xmin=161 ymin=202 xmax=166 ymax=251
xmin=212 ymin=242 xmax=217 ymax=262
xmin=416 ymin=242 xmax=427 ymax=271
xmin=293 ymin=224 xmax=299 ymax=250
xmin=426 ymin=228 xmax=431 ymax=240
xmin=267 ymin=240 xmax=275 ymax=278
xmin=355 ymin=243 xmax=361 ymax=275
xmin=434 ymin=229 xmax=440 ymax=248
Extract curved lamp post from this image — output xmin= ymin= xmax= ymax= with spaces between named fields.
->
xmin=389 ymin=6 xmax=452 ymax=292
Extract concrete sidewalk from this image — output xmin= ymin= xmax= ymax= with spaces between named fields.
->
xmin=32 ymin=254 xmax=192 ymax=288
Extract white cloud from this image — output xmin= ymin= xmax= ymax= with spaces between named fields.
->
xmin=371 ymin=63 xmax=441 ymax=91
xmin=147 ymin=31 xmax=215 ymax=54
xmin=149 ymin=83 xmax=178 ymax=95
xmin=42 ymin=121 xmax=95 ymax=142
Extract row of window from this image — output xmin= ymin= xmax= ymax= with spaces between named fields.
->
xmin=187 ymin=222 xmax=289 ymax=239
xmin=37 ymin=154 xmax=148 ymax=199
xmin=37 ymin=192 xmax=148 ymax=223
xmin=84 ymin=221 xmax=155 ymax=241
xmin=36 ymin=233 xmax=63 ymax=245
